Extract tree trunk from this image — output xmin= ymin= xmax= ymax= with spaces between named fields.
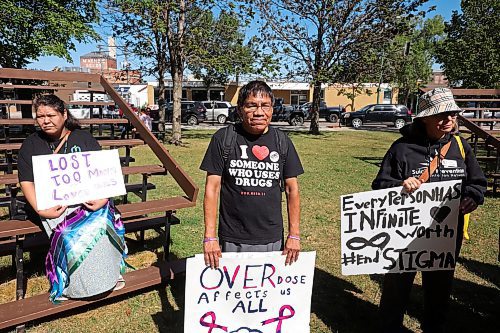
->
xmin=309 ymin=81 xmax=321 ymax=135
xmin=170 ymin=69 xmax=183 ymax=145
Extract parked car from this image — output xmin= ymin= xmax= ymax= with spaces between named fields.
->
xmin=165 ymin=101 xmax=207 ymax=125
xmin=202 ymin=101 xmax=232 ymax=124
xmin=271 ymin=98 xmax=305 ymax=126
xmin=299 ymin=101 xmax=346 ymax=123
xmin=340 ymin=104 xmax=412 ymax=129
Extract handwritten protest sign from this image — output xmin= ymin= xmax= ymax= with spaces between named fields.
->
xmin=340 ymin=180 xmax=461 ymax=275
xmin=184 ymin=251 xmax=316 ymax=333
xmin=32 ymin=150 xmax=126 ymax=210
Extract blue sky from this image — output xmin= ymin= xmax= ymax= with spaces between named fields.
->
xmin=27 ymin=0 xmax=462 ymax=72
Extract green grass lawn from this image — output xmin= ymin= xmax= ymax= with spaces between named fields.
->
xmin=1 ymin=129 xmax=498 ymax=332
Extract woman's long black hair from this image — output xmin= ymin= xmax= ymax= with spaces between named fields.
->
xmin=34 ymin=94 xmax=81 ymax=130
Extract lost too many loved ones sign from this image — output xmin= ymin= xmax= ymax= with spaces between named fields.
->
xmin=185 ymin=252 xmax=316 ymax=333
xmin=32 ymin=150 xmax=126 ymax=210
xmin=340 ymin=180 xmax=461 ymax=275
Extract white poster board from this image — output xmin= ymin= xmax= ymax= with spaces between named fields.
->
xmin=32 ymin=150 xmax=126 ymax=210
xmin=340 ymin=180 xmax=461 ymax=275
xmin=184 ymin=251 xmax=316 ymax=333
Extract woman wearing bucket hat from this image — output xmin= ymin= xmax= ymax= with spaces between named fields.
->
xmin=372 ymin=88 xmax=487 ymax=332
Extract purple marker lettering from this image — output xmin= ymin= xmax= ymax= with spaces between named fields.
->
xmin=51 ymin=175 xmax=61 ymax=186
xmin=58 ymin=156 xmax=67 ymax=171
xmin=61 ymin=174 xmax=71 ymax=184
xmin=48 ymin=160 xmax=58 ymax=172
xmin=70 ymin=154 xmax=80 ymax=169
xmin=52 ymin=189 xmax=63 ymax=201
xmin=82 ymin=153 xmax=91 ymax=167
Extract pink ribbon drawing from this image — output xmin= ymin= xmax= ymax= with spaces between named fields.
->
xmin=200 ymin=311 xmax=227 ymax=333
xmin=261 ymin=305 xmax=295 ymax=333
xmin=200 ymin=311 xmax=228 ymax=333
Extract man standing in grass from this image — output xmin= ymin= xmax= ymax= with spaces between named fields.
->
xmin=200 ymin=81 xmax=304 ymax=268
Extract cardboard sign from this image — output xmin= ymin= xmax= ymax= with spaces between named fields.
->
xmin=184 ymin=251 xmax=316 ymax=333
xmin=32 ymin=150 xmax=126 ymax=210
xmin=340 ymin=180 xmax=461 ymax=275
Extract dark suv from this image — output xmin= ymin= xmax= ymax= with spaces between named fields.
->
xmin=340 ymin=104 xmax=412 ymax=129
xmin=165 ymin=101 xmax=207 ymax=125
xmin=299 ymin=101 xmax=345 ymax=123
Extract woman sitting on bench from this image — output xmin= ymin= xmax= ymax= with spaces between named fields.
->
xmin=17 ymin=95 xmax=127 ymax=303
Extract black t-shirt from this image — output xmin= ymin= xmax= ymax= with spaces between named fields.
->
xmin=18 ymin=128 xmax=102 ymax=182
xmin=200 ymin=125 xmax=304 ymax=244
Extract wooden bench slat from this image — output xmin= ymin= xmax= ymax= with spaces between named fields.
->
xmin=118 ymin=196 xmax=195 ymax=218
xmin=0 ymin=259 xmax=186 ymax=330
xmin=0 ymin=119 xmax=129 ymax=125
xmin=121 ymin=165 xmax=165 ymax=175
xmin=0 ymin=139 xmax=143 ymax=151
xmin=0 ymin=220 xmax=42 ymax=238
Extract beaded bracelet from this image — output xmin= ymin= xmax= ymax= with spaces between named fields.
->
xmin=203 ymin=237 xmax=218 ymax=243
xmin=287 ymin=235 xmax=301 ymax=241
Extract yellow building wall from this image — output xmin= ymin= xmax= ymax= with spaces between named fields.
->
xmin=224 ymin=84 xmax=397 ymax=109
xmin=147 ymin=85 xmax=155 ymax=106
xmin=323 ymin=86 xmax=398 ymax=111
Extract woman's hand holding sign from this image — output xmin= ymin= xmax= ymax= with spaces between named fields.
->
xmin=402 ymin=177 xmax=422 ymax=193
xmin=459 ymin=196 xmax=477 ymax=214
xmin=83 ymin=198 xmax=109 ymax=211
xmin=37 ymin=205 xmax=67 ymax=219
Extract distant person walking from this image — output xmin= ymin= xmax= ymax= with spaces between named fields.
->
xmin=372 ymin=88 xmax=486 ymax=333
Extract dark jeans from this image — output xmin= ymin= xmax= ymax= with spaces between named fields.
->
xmin=379 ymin=217 xmax=464 ymax=333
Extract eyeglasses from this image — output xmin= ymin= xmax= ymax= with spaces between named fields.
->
xmin=243 ymin=103 xmax=273 ymax=113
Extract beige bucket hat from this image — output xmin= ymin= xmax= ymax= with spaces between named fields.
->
xmin=416 ymin=88 xmax=461 ymax=118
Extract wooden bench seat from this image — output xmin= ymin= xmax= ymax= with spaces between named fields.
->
xmin=0 ymin=139 xmax=144 ymax=151
xmin=0 ymin=119 xmax=129 ymax=126
xmin=0 ymin=258 xmax=187 ymax=331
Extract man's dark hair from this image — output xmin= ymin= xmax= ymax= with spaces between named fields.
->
xmin=34 ymin=94 xmax=80 ymax=130
xmin=237 ymin=80 xmax=275 ymax=109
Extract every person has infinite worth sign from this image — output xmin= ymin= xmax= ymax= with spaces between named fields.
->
xmin=340 ymin=180 xmax=461 ymax=275
xmin=184 ymin=251 xmax=316 ymax=333
xmin=32 ymin=150 xmax=126 ymax=210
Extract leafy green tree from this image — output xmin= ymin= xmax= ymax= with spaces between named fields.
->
xmin=253 ymin=0 xmax=427 ymax=134
xmin=0 ymin=0 xmax=99 ymax=68
xmin=107 ymin=0 xmax=216 ymax=144
xmin=436 ymin=0 xmax=500 ymax=88
xmin=385 ymin=16 xmax=445 ymax=104
xmin=188 ymin=10 xmax=273 ymax=100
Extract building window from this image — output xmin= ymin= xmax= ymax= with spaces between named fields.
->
xmin=290 ymin=90 xmax=308 ymax=105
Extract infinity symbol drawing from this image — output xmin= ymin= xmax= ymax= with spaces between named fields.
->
xmin=346 ymin=232 xmax=390 ymax=250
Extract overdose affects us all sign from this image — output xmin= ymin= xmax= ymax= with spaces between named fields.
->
xmin=184 ymin=251 xmax=316 ymax=333
xmin=32 ymin=150 xmax=126 ymax=210
xmin=340 ymin=180 xmax=461 ymax=275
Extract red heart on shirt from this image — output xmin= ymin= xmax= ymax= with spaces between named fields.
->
xmin=252 ymin=145 xmax=270 ymax=161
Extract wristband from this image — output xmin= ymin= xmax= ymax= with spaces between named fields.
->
xmin=287 ymin=235 xmax=301 ymax=241
xmin=203 ymin=237 xmax=218 ymax=243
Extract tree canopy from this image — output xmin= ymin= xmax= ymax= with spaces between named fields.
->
xmin=0 ymin=0 xmax=100 ymax=68
xmin=435 ymin=0 xmax=500 ymax=88
xmin=253 ymin=0 xmax=427 ymax=134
